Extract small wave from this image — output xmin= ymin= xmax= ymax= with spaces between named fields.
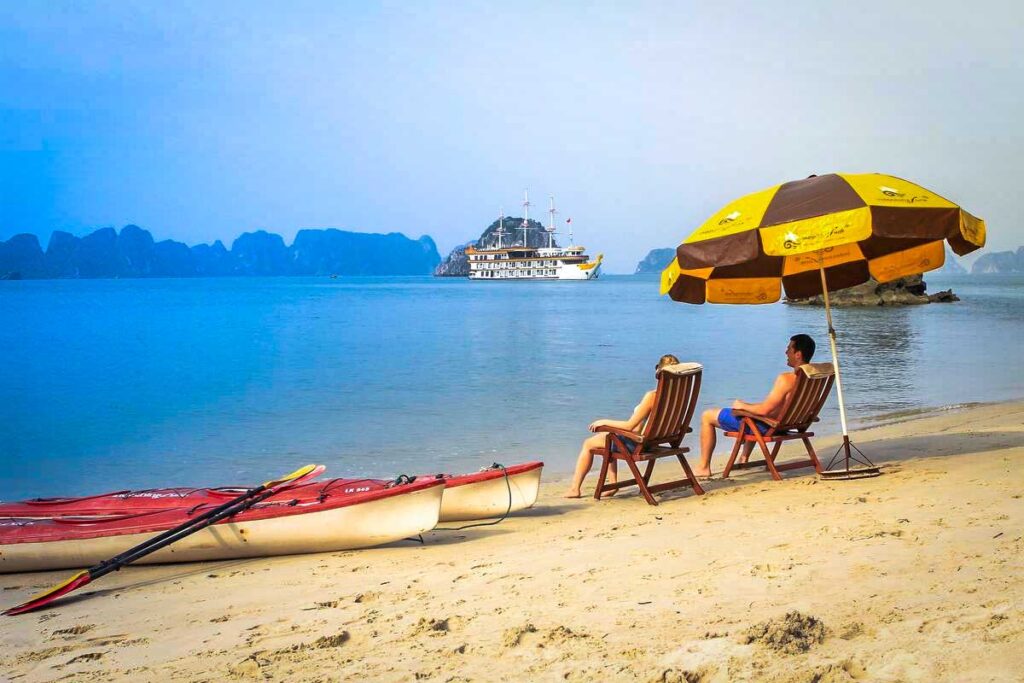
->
xmin=854 ymin=401 xmax=992 ymax=429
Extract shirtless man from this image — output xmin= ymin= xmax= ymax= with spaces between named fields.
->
xmin=692 ymin=334 xmax=816 ymax=478
xmin=563 ymin=354 xmax=680 ymax=499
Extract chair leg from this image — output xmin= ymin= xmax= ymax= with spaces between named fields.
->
xmin=802 ymin=436 xmax=823 ymax=474
xmin=722 ymin=423 xmax=748 ymax=479
xmin=593 ymin=450 xmax=611 ymax=501
xmin=677 ymin=454 xmax=705 ymax=496
xmin=625 ymin=457 xmax=658 ymax=506
xmin=641 ymin=459 xmax=655 ymax=485
xmin=751 ymin=426 xmax=781 ymax=481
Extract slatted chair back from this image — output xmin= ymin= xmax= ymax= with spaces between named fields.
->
xmin=769 ymin=363 xmax=835 ymax=434
xmin=640 ymin=363 xmax=703 ymax=445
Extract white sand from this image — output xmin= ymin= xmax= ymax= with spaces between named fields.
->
xmin=1 ymin=401 xmax=1022 ymax=682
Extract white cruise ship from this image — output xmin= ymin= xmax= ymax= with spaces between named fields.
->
xmin=466 ymin=193 xmax=603 ymax=281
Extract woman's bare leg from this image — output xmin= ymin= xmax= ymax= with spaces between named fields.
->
xmin=563 ymin=433 xmax=607 ymax=498
xmin=694 ymin=408 xmax=720 ymax=477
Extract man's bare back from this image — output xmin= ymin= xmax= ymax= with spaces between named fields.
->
xmin=692 ymin=335 xmax=816 ymax=478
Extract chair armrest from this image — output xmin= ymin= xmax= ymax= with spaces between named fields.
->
xmin=731 ymin=409 xmax=780 ymax=427
xmin=593 ymin=425 xmax=644 ymax=441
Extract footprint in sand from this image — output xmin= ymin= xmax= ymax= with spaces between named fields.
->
xmin=50 ymin=624 xmax=96 ymax=639
xmin=502 ymin=623 xmax=537 ymax=648
xmin=411 ymin=616 xmax=458 ymax=636
xmin=65 ymin=651 xmax=106 ymax=665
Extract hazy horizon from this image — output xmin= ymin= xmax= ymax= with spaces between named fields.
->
xmin=2 ymin=1 xmax=1021 ymax=273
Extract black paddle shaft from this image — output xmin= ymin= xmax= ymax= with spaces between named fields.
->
xmin=86 ymin=483 xmax=281 ymax=581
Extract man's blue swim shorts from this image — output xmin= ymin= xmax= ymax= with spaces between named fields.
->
xmin=718 ymin=408 xmax=770 ymax=435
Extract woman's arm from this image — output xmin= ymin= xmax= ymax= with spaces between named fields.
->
xmin=590 ymin=391 xmax=655 ymax=432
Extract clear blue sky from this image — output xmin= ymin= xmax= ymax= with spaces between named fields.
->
xmin=1 ymin=1 xmax=1021 ymax=272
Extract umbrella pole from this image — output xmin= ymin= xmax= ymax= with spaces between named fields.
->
xmin=817 ymin=264 xmax=879 ymax=478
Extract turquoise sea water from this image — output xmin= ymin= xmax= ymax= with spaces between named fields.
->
xmin=1 ymin=274 xmax=1022 ymax=500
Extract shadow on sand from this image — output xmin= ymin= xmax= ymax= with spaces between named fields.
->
xmin=604 ymin=430 xmax=1024 ymax=503
xmin=9 ymin=507 xmax=578 ymax=612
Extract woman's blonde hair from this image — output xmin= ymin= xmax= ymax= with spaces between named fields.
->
xmin=656 ymin=354 xmax=680 ymax=373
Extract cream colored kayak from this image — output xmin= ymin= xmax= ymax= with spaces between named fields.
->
xmin=437 ymin=462 xmax=543 ymax=523
xmin=0 ymin=479 xmax=444 ymax=574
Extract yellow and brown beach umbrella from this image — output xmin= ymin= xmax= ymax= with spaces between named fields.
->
xmin=660 ymin=172 xmax=986 ymax=475
xmin=661 ymin=173 xmax=984 ymax=304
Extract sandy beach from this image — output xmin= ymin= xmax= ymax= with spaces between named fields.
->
xmin=1 ymin=401 xmax=1022 ymax=682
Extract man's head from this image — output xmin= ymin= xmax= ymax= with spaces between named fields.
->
xmin=786 ymin=334 xmax=815 ymax=367
xmin=655 ymin=353 xmax=680 ymax=374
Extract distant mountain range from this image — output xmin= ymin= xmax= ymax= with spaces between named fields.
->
xmin=971 ymin=247 xmax=1024 ymax=274
xmin=0 ymin=226 xmax=441 ymax=279
xmin=4 ymin=225 xmax=1016 ymax=281
xmin=635 ymin=245 xmax=973 ymax=275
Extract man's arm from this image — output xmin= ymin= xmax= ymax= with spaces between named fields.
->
xmin=732 ymin=373 xmax=794 ymax=417
xmin=590 ymin=390 xmax=655 ymax=432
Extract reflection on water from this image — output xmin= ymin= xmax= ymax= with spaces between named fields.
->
xmin=0 ymin=273 xmax=1021 ymax=498
xmin=829 ymin=306 xmax=921 ymax=414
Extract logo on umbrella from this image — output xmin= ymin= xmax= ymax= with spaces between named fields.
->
xmin=880 ymin=186 xmax=931 ymax=203
xmin=783 ymin=232 xmax=800 ymax=250
xmin=718 ymin=211 xmax=741 ymax=225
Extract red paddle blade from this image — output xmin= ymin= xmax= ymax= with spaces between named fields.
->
xmin=4 ymin=570 xmax=93 ymax=616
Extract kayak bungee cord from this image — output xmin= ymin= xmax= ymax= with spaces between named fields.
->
xmin=395 ymin=464 xmax=515 ymax=542
xmin=431 ymin=464 xmax=514 ymax=532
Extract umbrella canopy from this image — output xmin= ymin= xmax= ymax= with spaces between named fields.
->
xmin=660 ymin=172 xmax=986 ymax=476
xmin=661 ymin=173 xmax=985 ymax=303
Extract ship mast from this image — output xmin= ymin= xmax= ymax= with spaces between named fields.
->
xmin=546 ymin=196 xmax=557 ymax=249
xmin=495 ymin=208 xmax=505 ymax=250
xmin=521 ymin=190 xmax=531 ymax=247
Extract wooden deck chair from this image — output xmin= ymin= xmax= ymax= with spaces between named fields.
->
xmin=591 ymin=363 xmax=703 ymax=506
xmin=721 ymin=363 xmax=835 ymax=481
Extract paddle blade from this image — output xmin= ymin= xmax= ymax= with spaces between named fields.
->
xmin=264 ymin=464 xmax=323 ymax=489
xmin=4 ymin=570 xmax=93 ymax=616
xmin=4 ymin=464 xmax=324 ymax=617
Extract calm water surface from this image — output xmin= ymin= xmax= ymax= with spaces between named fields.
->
xmin=1 ymin=274 xmax=1022 ymax=499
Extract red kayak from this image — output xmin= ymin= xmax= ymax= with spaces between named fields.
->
xmin=0 ymin=462 xmax=543 ymax=524
xmin=0 ymin=477 xmax=446 ymax=573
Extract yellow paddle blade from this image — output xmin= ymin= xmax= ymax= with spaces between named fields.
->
xmin=262 ymin=464 xmax=320 ymax=489
xmin=27 ymin=570 xmax=89 ymax=604
xmin=4 ymin=570 xmax=93 ymax=615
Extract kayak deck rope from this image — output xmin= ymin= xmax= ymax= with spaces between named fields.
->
xmin=431 ymin=463 xmax=514 ymax=532
xmin=184 ymin=498 xmax=300 ymax=517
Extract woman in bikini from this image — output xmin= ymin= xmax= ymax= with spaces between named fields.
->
xmin=562 ymin=354 xmax=680 ymax=499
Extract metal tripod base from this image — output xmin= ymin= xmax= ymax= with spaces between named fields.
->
xmin=820 ymin=435 xmax=880 ymax=480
